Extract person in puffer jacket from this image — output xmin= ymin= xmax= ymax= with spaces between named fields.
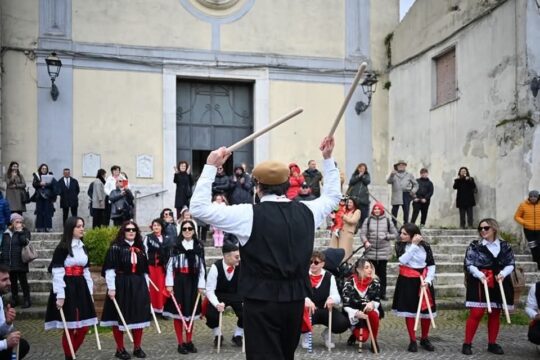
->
xmin=286 ymin=163 xmax=304 ymax=200
xmin=360 ymin=202 xmax=397 ymax=300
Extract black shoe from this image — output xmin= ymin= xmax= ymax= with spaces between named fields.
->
xmin=65 ymin=356 xmax=73 ymax=360
xmin=408 ymin=341 xmax=418 ymax=352
xmin=420 ymin=338 xmax=434 ymax=351
xmin=115 ymin=349 xmax=131 ymax=360
xmin=177 ymin=344 xmax=188 ymax=355
xmin=487 ymin=343 xmax=504 ymax=355
xmin=381 ymin=295 xmax=388 ymax=301
xmin=347 ymin=334 xmax=356 ymax=346
xmin=462 ymin=343 xmax=473 ymax=355
xmin=133 ymin=348 xmax=146 ymax=358
xmin=214 ymin=336 xmax=224 ymax=348
xmin=22 ymin=298 xmax=31 ymax=309
xmin=184 ymin=342 xmax=197 ymax=353
xmin=232 ymin=335 xmax=243 ymax=347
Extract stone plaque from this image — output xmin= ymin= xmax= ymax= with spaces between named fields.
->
xmin=82 ymin=153 xmax=101 ymax=177
xmin=137 ymin=155 xmax=154 ymax=178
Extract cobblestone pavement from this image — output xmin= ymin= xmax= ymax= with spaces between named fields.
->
xmin=16 ymin=310 xmax=539 ymax=359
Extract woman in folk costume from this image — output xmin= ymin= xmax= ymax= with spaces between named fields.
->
xmin=100 ymin=220 xmax=151 ymax=360
xmin=461 ymin=218 xmax=515 ymax=356
xmin=144 ymin=218 xmax=168 ymax=316
xmin=342 ymin=259 xmax=382 ymax=353
xmin=44 ymin=217 xmax=97 ymax=360
xmin=391 ymin=223 xmax=437 ymax=353
xmin=163 ymin=219 xmax=206 ymax=355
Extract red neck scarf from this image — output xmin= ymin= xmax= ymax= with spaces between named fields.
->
xmin=310 ymin=273 xmax=324 ymax=288
xmin=353 ymin=274 xmax=373 ymax=293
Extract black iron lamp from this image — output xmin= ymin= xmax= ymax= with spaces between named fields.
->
xmin=531 ymin=76 xmax=540 ymax=98
xmin=45 ymin=52 xmax=62 ymax=101
xmin=355 ymin=71 xmax=378 ymax=114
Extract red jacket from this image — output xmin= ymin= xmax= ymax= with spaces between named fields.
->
xmin=286 ymin=163 xmax=304 ymax=199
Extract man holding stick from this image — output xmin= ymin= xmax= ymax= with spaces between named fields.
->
xmin=191 ymin=135 xmax=340 ymax=360
xmin=0 ymin=264 xmax=29 ymax=359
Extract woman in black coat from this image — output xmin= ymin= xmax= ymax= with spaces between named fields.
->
xmin=453 ymin=167 xmax=477 ymax=229
xmin=32 ymin=163 xmax=57 ymax=232
xmin=0 ymin=213 xmax=31 ymax=308
xmin=174 ymin=161 xmax=194 ymax=219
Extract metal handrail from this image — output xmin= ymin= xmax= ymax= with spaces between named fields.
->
xmin=134 ymin=189 xmax=168 ymax=200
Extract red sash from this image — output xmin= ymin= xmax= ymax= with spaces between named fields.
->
xmin=65 ymin=266 xmax=84 ymax=276
xmin=480 ymin=269 xmax=495 ymax=288
xmin=399 ymin=265 xmax=433 ymax=311
xmin=301 ymin=307 xmax=313 ymax=332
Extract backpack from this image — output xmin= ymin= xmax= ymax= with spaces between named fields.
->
xmin=366 ymin=217 xmax=391 ymax=236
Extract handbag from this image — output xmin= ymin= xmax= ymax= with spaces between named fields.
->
xmin=21 ymin=188 xmax=31 ymax=204
xmin=21 ymin=243 xmax=38 ymax=263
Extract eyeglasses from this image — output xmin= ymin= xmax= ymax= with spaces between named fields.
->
xmin=182 ymin=227 xmax=194 ymax=232
xmin=478 ymin=226 xmax=491 ymax=232
xmin=310 ymin=260 xmax=321 ymax=265
xmin=125 ymin=228 xmax=137 ymax=233
xmin=164 ymin=212 xmax=173 ymax=216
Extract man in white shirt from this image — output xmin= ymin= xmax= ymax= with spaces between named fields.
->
xmin=191 ymin=136 xmax=340 ymax=360
xmin=0 ymin=264 xmax=29 ymax=359
xmin=526 ymin=281 xmax=540 ymax=345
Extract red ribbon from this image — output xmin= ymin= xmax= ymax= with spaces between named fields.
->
xmin=310 ymin=274 xmax=323 ymax=288
xmin=130 ymin=247 xmax=141 ymax=273
xmin=399 ymin=265 xmax=433 ymax=311
xmin=301 ymin=307 xmax=313 ymax=332
xmin=64 ymin=266 xmax=84 ymax=276
xmin=226 ymin=266 xmax=234 ymax=274
xmin=480 ymin=269 xmax=495 ymax=288
xmin=353 ymin=274 xmax=373 ymax=293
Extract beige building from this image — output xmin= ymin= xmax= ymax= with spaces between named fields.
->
xmin=387 ymin=0 xmax=540 ymax=230
xmin=0 ymin=0 xmax=398 ymax=227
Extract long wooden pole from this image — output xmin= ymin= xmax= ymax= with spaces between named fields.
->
xmin=498 ymin=280 xmax=511 ymax=324
xmin=187 ymin=293 xmax=202 ymax=332
xmin=227 ymin=108 xmax=303 ymax=152
xmin=483 ymin=279 xmax=492 ymax=313
xmin=328 ymin=62 xmax=368 ymax=136
xmin=365 ymin=315 xmax=378 ymax=354
xmin=421 ymin=277 xmax=436 ymax=329
xmin=217 ymin=311 xmax=223 ymax=354
xmin=59 ymin=308 xmax=76 ymax=359
xmin=170 ymin=292 xmax=188 ymax=331
xmin=112 ymin=298 xmax=134 ymax=342
xmin=327 ymin=308 xmax=332 ymax=352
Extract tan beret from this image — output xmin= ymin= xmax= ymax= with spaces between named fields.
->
xmin=252 ymin=160 xmax=289 ymax=185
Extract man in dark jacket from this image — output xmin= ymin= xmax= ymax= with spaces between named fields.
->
xmin=303 ymin=160 xmax=323 ymax=197
xmin=294 ymin=182 xmax=316 ymax=202
xmin=0 ymin=192 xmax=11 ymax=233
xmin=212 ymin=166 xmax=230 ymax=198
xmin=229 ymin=165 xmax=253 ymax=205
xmin=56 ymin=168 xmax=80 ymax=226
xmin=411 ymin=168 xmax=434 ymax=227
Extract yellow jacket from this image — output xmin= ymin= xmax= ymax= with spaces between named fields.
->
xmin=514 ymin=200 xmax=540 ymax=230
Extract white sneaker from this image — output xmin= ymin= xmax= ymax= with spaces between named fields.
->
xmin=322 ymin=329 xmax=335 ymax=349
xmin=301 ymin=333 xmax=310 ymax=349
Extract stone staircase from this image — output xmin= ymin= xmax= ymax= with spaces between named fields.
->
xmin=21 ymin=229 xmax=539 ymax=313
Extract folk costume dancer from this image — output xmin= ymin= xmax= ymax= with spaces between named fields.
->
xmin=391 ymin=223 xmax=437 ymax=353
xmin=204 ymin=243 xmax=243 ymax=348
xmin=44 ymin=217 xmax=98 ymax=360
xmin=300 ymin=251 xmax=348 ymax=349
xmin=462 ymin=218 xmax=515 ymax=356
xmin=525 ymin=281 xmax=540 ymax=346
xmin=163 ymin=219 xmax=206 ymax=355
xmin=342 ymin=259 xmax=382 ymax=353
xmin=100 ymin=221 xmax=151 ymax=359
xmin=190 ymin=136 xmax=340 ymax=360
xmin=144 ymin=218 xmax=168 ymax=315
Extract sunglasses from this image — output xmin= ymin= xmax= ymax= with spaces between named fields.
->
xmin=478 ymin=226 xmax=491 ymax=232
xmin=125 ymin=228 xmax=137 ymax=233
xmin=164 ymin=212 xmax=173 ymax=216
xmin=182 ymin=227 xmax=194 ymax=231
xmin=310 ymin=260 xmax=321 ymax=265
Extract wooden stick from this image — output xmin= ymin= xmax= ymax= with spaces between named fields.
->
xmin=358 ymin=327 xmax=363 ymax=353
xmin=15 ymin=342 xmax=19 ymax=360
xmin=365 ymin=314 xmax=378 ymax=354
xmin=112 ymin=297 xmax=134 ymax=342
xmin=307 ymin=314 xmax=313 ymax=353
xmin=483 ymin=279 xmax=492 ymax=313
xmin=328 ymin=307 xmax=332 ymax=352
xmin=149 ymin=306 xmax=162 ymax=334
xmin=498 ymin=279 xmax=511 ymax=324
xmin=328 ymin=62 xmax=368 ymax=136
xmin=227 ymin=108 xmax=304 ymax=152
xmin=414 ymin=286 xmax=423 ymax=331
xmin=217 ymin=311 xmax=223 ymax=354
xmin=59 ymin=308 xmax=76 ymax=359
xmin=170 ymin=292 xmax=188 ymax=331
xmin=90 ymin=298 xmax=101 ymax=350
xmin=420 ymin=277 xmax=436 ymax=329
xmin=147 ymin=278 xmax=159 ymax=292
xmin=187 ymin=293 xmax=202 ymax=332
xmin=242 ymin=331 xmax=245 ymax=353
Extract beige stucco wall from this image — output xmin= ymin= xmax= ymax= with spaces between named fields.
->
xmin=221 ymin=0 xmax=344 ymax=58
xmin=72 ymin=0 xmax=212 ymax=50
xmin=268 ymin=81 xmax=345 ymax=172
xmin=1 ymin=51 xmax=38 ymax=174
xmin=72 ymin=69 xmax=163 ymax=184
xmin=0 ymin=0 xmax=39 ymax=49
xmin=388 ymin=0 xmax=531 ymax=229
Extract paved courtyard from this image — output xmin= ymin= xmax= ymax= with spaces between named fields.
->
xmin=14 ymin=310 xmax=539 ymax=359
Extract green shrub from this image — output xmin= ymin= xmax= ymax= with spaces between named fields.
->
xmin=84 ymin=226 xmax=119 ymax=266
xmin=499 ymin=231 xmax=519 ymax=245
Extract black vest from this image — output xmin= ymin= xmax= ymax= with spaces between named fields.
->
xmin=536 ymin=282 xmax=540 ymax=307
xmin=239 ymin=201 xmax=315 ymax=302
xmin=214 ymin=259 xmax=241 ymax=303
xmin=311 ymin=271 xmax=332 ymax=309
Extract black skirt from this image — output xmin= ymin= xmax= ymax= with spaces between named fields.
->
xmin=392 ymin=275 xmax=437 ymax=318
xmin=465 ymin=273 xmax=514 ymax=309
xmin=100 ymin=273 xmax=151 ymax=330
xmin=44 ymin=276 xmax=97 ymax=330
xmin=163 ymin=273 xmax=200 ymax=320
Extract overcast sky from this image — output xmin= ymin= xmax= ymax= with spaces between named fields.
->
xmin=400 ymin=0 xmax=416 ymax=20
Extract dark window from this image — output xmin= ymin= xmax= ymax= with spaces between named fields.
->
xmin=434 ymin=48 xmax=456 ymax=106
